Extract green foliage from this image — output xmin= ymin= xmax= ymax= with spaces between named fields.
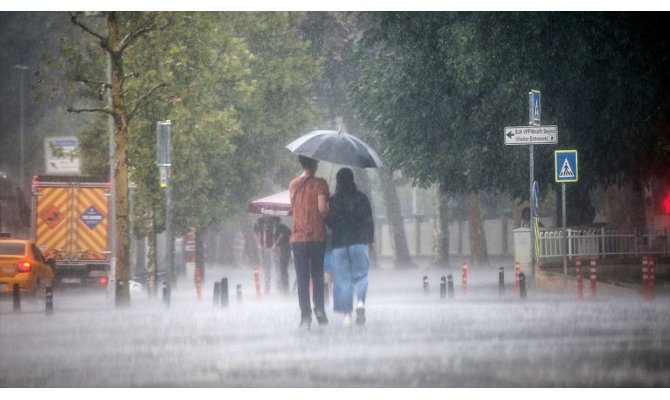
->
xmin=350 ymin=12 xmax=670 ymax=205
xmin=125 ymin=12 xmax=321 ymax=235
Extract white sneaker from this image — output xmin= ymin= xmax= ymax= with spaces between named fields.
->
xmin=342 ymin=313 xmax=352 ymax=328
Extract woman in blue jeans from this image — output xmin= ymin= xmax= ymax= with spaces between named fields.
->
xmin=325 ymin=168 xmax=374 ymax=327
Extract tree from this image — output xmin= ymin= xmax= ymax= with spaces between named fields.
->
xmin=64 ymin=12 xmax=166 ymax=305
xmin=299 ymin=11 xmax=413 ymax=267
xmin=350 ymin=12 xmax=670 ymax=264
xmin=126 ymin=12 xmax=321 ymax=281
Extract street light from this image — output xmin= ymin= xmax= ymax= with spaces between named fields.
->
xmin=14 ymin=64 xmax=29 ymax=193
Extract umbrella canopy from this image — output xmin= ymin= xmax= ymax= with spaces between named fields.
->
xmin=247 ymin=189 xmax=292 ymax=216
xmin=285 ymin=130 xmax=383 ymax=168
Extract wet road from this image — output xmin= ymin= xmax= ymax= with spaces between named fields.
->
xmin=1 ymin=264 xmax=669 ymax=387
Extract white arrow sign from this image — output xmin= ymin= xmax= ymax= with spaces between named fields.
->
xmin=504 ymin=125 xmax=558 ymax=145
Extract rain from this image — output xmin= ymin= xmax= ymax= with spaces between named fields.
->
xmin=1 ymin=8 xmax=670 ymax=392
xmin=1 ymin=262 xmax=668 ymax=387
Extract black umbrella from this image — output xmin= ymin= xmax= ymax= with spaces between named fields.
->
xmin=285 ymin=130 xmax=382 ymax=168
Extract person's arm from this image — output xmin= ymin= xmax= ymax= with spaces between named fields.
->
xmin=272 ymin=231 xmax=284 ymax=250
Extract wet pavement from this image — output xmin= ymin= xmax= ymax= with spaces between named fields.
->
xmin=1 ymin=261 xmax=669 ymax=387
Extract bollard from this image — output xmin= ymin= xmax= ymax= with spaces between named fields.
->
xmin=461 ymin=260 xmax=468 ymax=295
xmin=642 ymin=256 xmax=650 ymax=300
xmin=195 ymin=267 xmax=202 ymax=300
xmin=236 ymin=284 xmax=242 ymax=303
xmin=499 ymin=266 xmax=505 ymax=296
xmin=117 ymin=279 xmax=124 ymax=303
xmin=649 ymin=256 xmax=656 ymax=301
xmin=590 ymin=256 xmax=597 ymax=299
xmin=440 ymin=276 xmax=446 ymax=299
xmin=514 ymin=261 xmax=521 ymax=296
xmin=447 ymin=274 xmax=454 ymax=299
xmin=576 ymin=256 xmax=584 ymax=300
xmin=162 ymin=281 xmax=169 ymax=306
xmin=253 ymin=266 xmax=262 ymax=299
xmin=45 ymin=284 xmax=53 ymax=315
xmin=13 ymin=283 xmax=20 ymax=312
xmin=519 ymin=272 xmax=527 ymax=299
xmin=213 ymin=281 xmax=221 ymax=306
xmin=221 ymin=278 xmax=229 ymax=308
xmin=423 ymin=275 xmax=429 ymax=295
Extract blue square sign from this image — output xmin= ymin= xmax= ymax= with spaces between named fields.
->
xmin=529 ymin=89 xmax=541 ymax=126
xmin=555 ymin=150 xmax=578 ymax=183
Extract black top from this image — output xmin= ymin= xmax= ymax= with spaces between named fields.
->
xmin=273 ymin=223 xmax=292 ymax=254
xmin=253 ymin=218 xmax=275 ymax=248
xmin=325 ymin=191 xmax=374 ymax=249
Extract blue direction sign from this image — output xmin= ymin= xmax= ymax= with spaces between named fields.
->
xmin=555 ymin=150 xmax=578 ymax=183
xmin=529 ymin=89 xmax=541 ymax=126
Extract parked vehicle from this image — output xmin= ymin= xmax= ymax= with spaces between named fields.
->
xmin=31 ymin=175 xmax=111 ymax=288
xmin=0 ymin=237 xmax=55 ymax=297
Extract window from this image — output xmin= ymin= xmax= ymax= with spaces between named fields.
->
xmin=0 ymin=243 xmax=26 ymax=255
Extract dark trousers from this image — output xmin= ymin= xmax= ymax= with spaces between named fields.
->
xmin=291 ymin=241 xmax=326 ymax=320
xmin=279 ymin=251 xmax=290 ymax=295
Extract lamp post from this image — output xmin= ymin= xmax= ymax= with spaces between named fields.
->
xmin=14 ymin=65 xmax=29 ymax=193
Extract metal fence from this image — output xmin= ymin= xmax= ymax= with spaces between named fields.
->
xmin=538 ymin=227 xmax=670 ymax=259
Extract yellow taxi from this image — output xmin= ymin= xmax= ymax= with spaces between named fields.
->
xmin=0 ymin=238 xmax=55 ymax=297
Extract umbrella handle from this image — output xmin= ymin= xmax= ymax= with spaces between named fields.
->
xmin=329 ymin=163 xmax=334 ymax=190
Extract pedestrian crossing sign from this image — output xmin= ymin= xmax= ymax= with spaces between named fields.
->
xmin=555 ymin=150 xmax=578 ymax=183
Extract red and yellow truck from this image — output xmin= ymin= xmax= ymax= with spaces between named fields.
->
xmin=31 ymin=175 xmax=111 ymax=287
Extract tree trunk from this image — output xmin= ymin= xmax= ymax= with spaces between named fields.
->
xmin=195 ymin=227 xmax=206 ymax=284
xmin=217 ymin=224 xmax=237 ymax=266
xmin=432 ymin=183 xmax=450 ymax=268
xmin=378 ymin=167 xmax=413 ymax=268
xmin=467 ymin=191 xmax=488 ymax=267
xmin=109 ymin=12 xmax=131 ymax=307
xmin=147 ymin=228 xmax=157 ymax=297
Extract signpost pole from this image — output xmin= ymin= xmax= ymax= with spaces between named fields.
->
xmin=562 ymin=182 xmax=567 ymax=275
xmin=506 ymin=90 xmax=556 ymax=291
xmin=157 ymin=121 xmax=172 ymax=307
xmin=528 ymin=89 xmax=540 ymax=289
xmin=528 ymin=144 xmax=537 ymax=289
xmin=555 ymin=150 xmax=578 ymax=277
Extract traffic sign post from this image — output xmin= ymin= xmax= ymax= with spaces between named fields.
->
xmin=157 ymin=120 xmax=172 ymax=306
xmin=554 ymin=150 xmax=578 ymax=276
xmin=528 ymin=89 xmax=540 ymax=289
xmin=505 ymin=90 xmax=559 ymax=288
